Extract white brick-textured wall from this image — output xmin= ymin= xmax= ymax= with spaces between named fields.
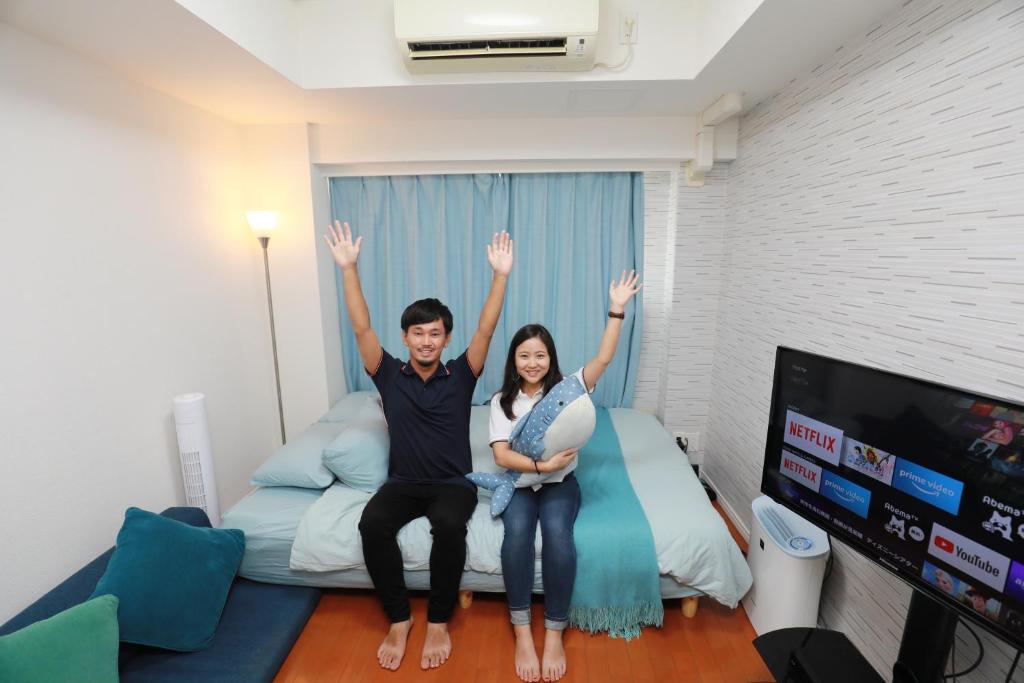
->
xmin=702 ymin=0 xmax=1024 ymax=679
xmin=635 ymin=170 xmax=673 ymax=414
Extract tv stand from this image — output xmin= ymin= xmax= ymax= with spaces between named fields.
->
xmin=893 ymin=589 xmax=959 ymax=683
xmin=753 ymin=628 xmax=884 ymax=682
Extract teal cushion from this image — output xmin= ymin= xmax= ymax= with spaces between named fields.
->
xmin=89 ymin=507 xmax=245 ymax=652
xmin=322 ymin=400 xmax=390 ymax=493
xmin=0 ymin=595 xmax=119 ymax=683
xmin=318 ymin=391 xmax=380 ymax=423
xmin=250 ymin=422 xmax=342 ymax=489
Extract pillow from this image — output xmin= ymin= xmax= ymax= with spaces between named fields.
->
xmin=89 ymin=507 xmax=245 ymax=651
xmin=319 ymin=390 xmax=380 ymax=423
xmin=250 ymin=422 xmax=343 ymax=488
xmin=322 ymin=399 xmax=390 ymax=493
xmin=0 ymin=595 xmax=119 ymax=683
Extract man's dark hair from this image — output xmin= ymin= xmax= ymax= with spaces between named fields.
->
xmin=400 ymin=298 xmax=453 ymax=334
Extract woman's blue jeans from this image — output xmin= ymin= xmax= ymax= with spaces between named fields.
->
xmin=500 ymin=473 xmax=581 ymax=630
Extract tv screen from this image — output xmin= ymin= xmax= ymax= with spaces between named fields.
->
xmin=761 ymin=347 xmax=1024 ymax=649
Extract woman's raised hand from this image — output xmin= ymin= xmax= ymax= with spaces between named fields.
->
xmin=323 ymin=220 xmax=362 ymax=269
xmin=609 ymin=270 xmax=643 ymax=310
xmin=486 ymin=231 xmax=514 ymax=276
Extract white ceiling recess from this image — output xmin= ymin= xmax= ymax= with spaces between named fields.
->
xmin=0 ymin=0 xmax=905 ymax=124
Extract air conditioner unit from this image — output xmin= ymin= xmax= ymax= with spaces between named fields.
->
xmin=394 ymin=0 xmax=599 ymax=74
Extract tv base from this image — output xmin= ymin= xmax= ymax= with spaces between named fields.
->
xmin=753 ymin=627 xmax=884 ymax=683
xmin=892 ymin=589 xmax=958 ymax=683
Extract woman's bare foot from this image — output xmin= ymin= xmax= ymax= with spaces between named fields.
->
xmin=377 ymin=618 xmax=412 ymax=670
xmin=421 ymin=622 xmax=452 ymax=669
xmin=541 ymin=628 xmax=567 ymax=681
xmin=513 ymin=624 xmax=540 ymax=682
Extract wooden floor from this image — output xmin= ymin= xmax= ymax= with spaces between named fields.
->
xmin=275 ymin=503 xmax=774 ymax=683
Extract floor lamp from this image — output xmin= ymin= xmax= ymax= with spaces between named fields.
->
xmin=247 ymin=210 xmax=286 ymax=445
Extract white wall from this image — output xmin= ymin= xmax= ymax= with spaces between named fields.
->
xmin=0 ymin=23 xmax=280 ymax=623
xmin=702 ymin=0 xmax=1024 ymax=679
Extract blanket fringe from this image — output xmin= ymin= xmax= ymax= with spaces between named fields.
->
xmin=567 ymin=601 xmax=664 ymax=641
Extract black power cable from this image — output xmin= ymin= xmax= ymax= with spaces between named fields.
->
xmin=942 ymin=620 xmax=984 ymax=680
xmin=1006 ymin=649 xmax=1021 ymax=683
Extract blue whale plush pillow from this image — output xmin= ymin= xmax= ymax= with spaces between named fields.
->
xmin=467 ymin=374 xmax=596 ymax=516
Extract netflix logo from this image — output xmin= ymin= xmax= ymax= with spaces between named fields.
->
xmin=784 ymin=410 xmax=844 ymax=465
xmin=780 ymin=449 xmax=823 ymax=493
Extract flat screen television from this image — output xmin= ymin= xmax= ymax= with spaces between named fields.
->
xmin=761 ymin=347 xmax=1024 ymax=651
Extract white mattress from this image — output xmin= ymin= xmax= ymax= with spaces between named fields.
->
xmin=225 ymin=407 xmax=751 ymax=605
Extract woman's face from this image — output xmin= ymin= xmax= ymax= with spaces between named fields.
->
xmin=514 ymin=336 xmax=551 ymax=387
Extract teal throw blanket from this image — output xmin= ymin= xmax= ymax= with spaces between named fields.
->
xmin=569 ymin=408 xmax=664 ymax=639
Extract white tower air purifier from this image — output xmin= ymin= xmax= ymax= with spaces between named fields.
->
xmin=173 ymin=393 xmax=221 ymax=527
xmin=742 ymin=495 xmax=830 ymax=635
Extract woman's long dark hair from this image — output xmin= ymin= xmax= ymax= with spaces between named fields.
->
xmin=498 ymin=324 xmax=563 ymax=420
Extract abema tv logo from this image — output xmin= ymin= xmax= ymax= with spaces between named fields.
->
xmin=928 ymin=523 xmax=1010 ymax=592
xmin=784 ymin=410 xmax=843 ymax=465
xmin=892 ymin=460 xmax=964 ymax=515
xmin=820 ymin=472 xmax=871 ymax=518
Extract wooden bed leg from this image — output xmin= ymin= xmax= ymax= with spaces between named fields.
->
xmin=681 ymin=596 xmax=699 ymax=618
xmin=458 ymin=590 xmax=473 ymax=609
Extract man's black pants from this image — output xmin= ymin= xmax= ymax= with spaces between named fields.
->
xmin=358 ymin=482 xmax=477 ymax=624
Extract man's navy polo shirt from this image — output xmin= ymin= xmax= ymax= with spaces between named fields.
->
xmin=367 ymin=348 xmax=480 ymax=490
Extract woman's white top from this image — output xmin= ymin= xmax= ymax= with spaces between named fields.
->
xmin=488 ymin=367 xmax=592 ymax=485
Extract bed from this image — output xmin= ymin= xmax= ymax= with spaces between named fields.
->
xmin=222 ymin=404 xmax=752 ymax=616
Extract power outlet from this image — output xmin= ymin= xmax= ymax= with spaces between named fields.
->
xmin=619 ymin=12 xmax=638 ymax=45
xmin=673 ymin=431 xmax=701 ymax=453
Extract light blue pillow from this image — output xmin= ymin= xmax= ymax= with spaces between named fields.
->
xmin=250 ymin=422 xmax=342 ymax=489
xmin=322 ymin=400 xmax=389 ymax=493
xmin=319 ymin=391 xmax=380 ymax=423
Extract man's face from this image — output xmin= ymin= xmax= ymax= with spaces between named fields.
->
xmin=402 ymin=319 xmax=449 ymax=367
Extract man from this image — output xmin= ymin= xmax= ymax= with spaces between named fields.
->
xmin=323 ymin=220 xmax=513 ymax=671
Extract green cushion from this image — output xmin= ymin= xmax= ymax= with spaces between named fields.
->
xmin=90 ymin=507 xmax=245 ymax=652
xmin=0 ymin=595 xmax=119 ymax=683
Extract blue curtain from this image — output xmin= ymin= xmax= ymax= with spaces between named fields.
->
xmin=330 ymin=172 xmax=643 ymax=407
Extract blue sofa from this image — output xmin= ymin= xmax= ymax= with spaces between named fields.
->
xmin=0 ymin=507 xmax=320 ymax=682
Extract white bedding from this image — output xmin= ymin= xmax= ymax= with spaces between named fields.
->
xmin=289 ymin=407 xmax=752 ymax=607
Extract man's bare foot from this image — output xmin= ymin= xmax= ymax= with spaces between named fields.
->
xmin=377 ymin=619 xmax=412 ymax=670
xmin=541 ymin=629 xmax=567 ymax=682
xmin=421 ymin=622 xmax=452 ymax=669
xmin=513 ymin=624 xmax=540 ymax=682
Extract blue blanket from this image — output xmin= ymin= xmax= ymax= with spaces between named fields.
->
xmin=568 ymin=409 xmax=664 ymax=639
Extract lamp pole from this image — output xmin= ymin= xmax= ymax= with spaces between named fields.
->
xmin=259 ymin=235 xmax=286 ymax=445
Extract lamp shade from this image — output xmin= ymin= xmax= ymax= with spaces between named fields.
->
xmin=246 ymin=210 xmax=278 ymax=237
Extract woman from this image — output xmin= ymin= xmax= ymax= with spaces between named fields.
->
xmin=489 ymin=270 xmax=641 ymax=682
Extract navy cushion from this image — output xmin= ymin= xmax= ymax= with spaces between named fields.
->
xmin=0 ymin=507 xmax=319 ymax=682
xmin=89 ymin=508 xmax=245 ymax=651
xmin=119 ymin=579 xmax=321 ymax=682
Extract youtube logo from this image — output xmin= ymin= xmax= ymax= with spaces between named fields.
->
xmin=927 ymin=523 xmax=1010 ymax=592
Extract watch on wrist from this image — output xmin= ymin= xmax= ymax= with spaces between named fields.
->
xmin=608 ymin=310 xmax=625 ymax=319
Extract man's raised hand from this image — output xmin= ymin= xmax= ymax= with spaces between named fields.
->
xmin=324 ymin=220 xmax=362 ymax=269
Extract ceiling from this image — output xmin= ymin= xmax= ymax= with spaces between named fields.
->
xmin=0 ymin=0 xmax=905 ymax=125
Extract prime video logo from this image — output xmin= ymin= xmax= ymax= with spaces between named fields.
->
xmin=897 ymin=469 xmax=955 ymax=498
xmin=824 ymin=477 xmax=865 ymax=504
